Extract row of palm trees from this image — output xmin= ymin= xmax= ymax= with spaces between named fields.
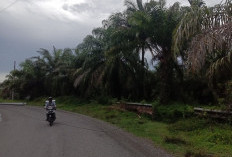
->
xmin=1 ymin=0 xmax=232 ymax=104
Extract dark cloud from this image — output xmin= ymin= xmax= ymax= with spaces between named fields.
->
xmin=0 ymin=9 xmax=91 ymax=75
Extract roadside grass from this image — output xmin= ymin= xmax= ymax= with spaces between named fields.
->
xmin=57 ymin=101 xmax=232 ymax=157
xmin=1 ymin=96 xmax=232 ymax=157
xmin=0 ymin=98 xmax=24 ymax=103
xmin=168 ymin=118 xmax=232 ymax=157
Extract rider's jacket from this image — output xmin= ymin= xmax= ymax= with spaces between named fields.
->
xmin=45 ymin=100 xmax=56 ymax=109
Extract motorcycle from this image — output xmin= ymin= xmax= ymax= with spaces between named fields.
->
xmin=46 ymin=105 xmax=56 ymax=126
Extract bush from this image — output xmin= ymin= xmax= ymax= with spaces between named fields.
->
xmin=152 ymin=102 xmax=194 ymax=122
xmin=169 ymin=118 xmax=208 ymax=132
xmin=96 ymin=95 xmax=112 ymax=105
xmin=207 ymin=129 xmax=232 ymax=145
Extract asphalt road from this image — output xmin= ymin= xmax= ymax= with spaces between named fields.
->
xmin=0 ymin=105 xmax=173 ymax=157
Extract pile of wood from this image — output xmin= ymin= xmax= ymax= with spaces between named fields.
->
xmin=194 ymin=107 xmax=232 ymax=120
xmin=117 ymin=103 xmax=232 ymax=120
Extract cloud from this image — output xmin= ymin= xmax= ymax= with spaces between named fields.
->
xmin=65 ymin=0 xmax=125 ymax=14
xmin=10 ymin=0 xmax=125 ymax=24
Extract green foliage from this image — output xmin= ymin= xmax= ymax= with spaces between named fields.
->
xmin=164 ymin=136 xmax=188 ymax=145
xmin=55 ymin=96 xmax=88 ymax=105
xmin=184 ymin=150 xmax=213 ymax=157
xmin=0 ymin=47 xmax=77 ymax=99
xmin=153 ymin=102 xmax=194 ymax=122
xmin=182 ymin=77 xmax=215 ymax=104
xmin=96 ymin=95 xmax=112 ymax=105
xmin=168 ymin=117 xmax=232 ymax=156
xmin=169 ymin=118 xmax=207 ymax=132
xmin=207 ymin=129 xmax=232 ymax=145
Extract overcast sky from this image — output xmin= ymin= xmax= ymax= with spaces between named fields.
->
xmin=0 ymin=0 xmax=222 ymax=82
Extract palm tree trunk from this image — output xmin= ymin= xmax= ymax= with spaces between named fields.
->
xmin=141 ymin=47 xmax=146 ymax=98
xmin=159 ymin=49 xmax=173 ymax=104
xmin=141 ymin=47 xmax=145 ymax=66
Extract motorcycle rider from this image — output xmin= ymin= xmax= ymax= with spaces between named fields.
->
xmin=45 ymin=97 xmax=56 ymax=121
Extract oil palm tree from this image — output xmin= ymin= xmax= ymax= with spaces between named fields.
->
xmin=37 ymin=47 xmax=76 ymax=96
xmin=111 ymin=0 xmax=182 ymax=102
xmin=124 ymin=0 xmax=155 ymax=66
xmin=147 ymin=0 xmax=182 ymax=103
xmin=74 ymin=21 xmax=145 ymax=99
xmin=173 ymin=0 xmax=232 ymax=78
xmin=172 ymin=0 xmax=232 ymax=102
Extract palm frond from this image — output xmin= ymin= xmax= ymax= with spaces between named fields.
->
xmin=207 ymin=50 xmax=232 ymax=79
xmin=74 ymin=69 xmax=90 ymax=87
xmin=125 ymin=0 xmax=138 ymax=11
xmin=173 ymin=0 xmax=232 ymax=77
xmin=37 ymin=48 xmax=53 ymax=65
xmin=136 ymin=0 xmax=144 ymax=11
xmin=188 ymin=21 xmax=232 ymax=72
xmin=159 ymin=0 xmax=166 ymax=9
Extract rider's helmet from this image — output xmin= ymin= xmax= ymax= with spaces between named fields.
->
xmin=48 ymin=97 xmax=53 ymax=102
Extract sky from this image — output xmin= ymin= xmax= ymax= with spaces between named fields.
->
xmin=0 ymin=0 xmax=222 ymax=82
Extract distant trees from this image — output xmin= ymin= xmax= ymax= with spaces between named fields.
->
xmin=0 ymin=47 xmax=77 ymax=99
xmin=1 ymin=0 xmax=232 ymax=105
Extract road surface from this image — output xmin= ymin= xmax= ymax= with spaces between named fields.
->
xmin=0 ymin=105 xmax=172 ymax=157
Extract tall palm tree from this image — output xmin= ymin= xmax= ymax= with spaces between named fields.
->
xmin=172 ymin=0 xmax=232 ymax=101
xmin=124 ymin=0 xmax=155 ymax=66
xmin=109 ymin=0 xmax=182 ymax=102
xmin=148 ymin=0 xmax=182 ymax=103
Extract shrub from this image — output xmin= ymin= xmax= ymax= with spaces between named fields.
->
xmin=207 ymin=129 xmax=232 ymax=145
xmin=152 ymin=102 xmax=194 ymax=122
xmin=96 ymin=95 xmax=112 ymax=105
xmin=169 ymin=118 xmax=208 ymax=132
